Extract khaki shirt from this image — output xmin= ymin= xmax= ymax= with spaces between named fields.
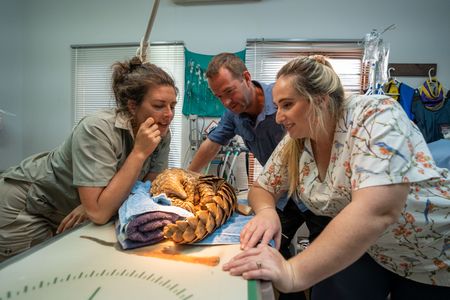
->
xmin=2 ymin=109 xmax=170 ymax=223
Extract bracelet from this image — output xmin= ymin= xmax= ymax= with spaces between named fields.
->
xmin=254 ymin=205 xmax=275 ymax=214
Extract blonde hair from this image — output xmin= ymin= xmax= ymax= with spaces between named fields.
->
xmin=277 ymin=55 xmax=345 ymax=196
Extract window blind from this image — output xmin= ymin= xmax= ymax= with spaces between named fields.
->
xmin=245 ymin=39 xmax=365 ymax=182
xmin=71 ymin=42 xmax=185 ymax=168
xmin=246 ymin=39 xmax=365 ymax=94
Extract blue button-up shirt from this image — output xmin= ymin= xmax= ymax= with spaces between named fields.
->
xmin=208 ymin=81 xmax=284 ymax=166
xmin=208 ymin=81 xmax=307 ymax=211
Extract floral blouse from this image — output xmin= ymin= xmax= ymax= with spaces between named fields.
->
xmin=257 ymin=95 xmax=450 ymax=286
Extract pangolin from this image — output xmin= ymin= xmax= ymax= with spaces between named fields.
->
xmin=150 ymin=168 xmax=237 ymax=244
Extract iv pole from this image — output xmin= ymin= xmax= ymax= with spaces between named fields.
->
xmin=136 ymin=0 xmax=161 ymax=63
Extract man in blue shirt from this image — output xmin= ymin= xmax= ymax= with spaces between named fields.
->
xmin=188 ymin=53 xmax=330 ymax=300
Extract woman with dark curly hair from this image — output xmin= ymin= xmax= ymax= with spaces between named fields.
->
xmin=0 ymin=56 xmax=178 ymax=262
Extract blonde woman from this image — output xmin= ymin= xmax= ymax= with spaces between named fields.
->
xmin=223 ymin=55 xmax=449 ymax=299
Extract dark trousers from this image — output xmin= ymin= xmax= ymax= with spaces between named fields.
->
xmin=311 ymin=253 xmax=450 ymax=300
xmin=277 ymin=198 xmax=332 ymax=300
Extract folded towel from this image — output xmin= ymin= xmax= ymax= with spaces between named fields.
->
xmin=116 ymin=181 xmax=194 ymax=250
xmin=126 ymin=211 xmax=179 ymax=243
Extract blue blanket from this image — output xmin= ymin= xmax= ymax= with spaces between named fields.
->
xmin=116 ymin=181 xmax=193 ymax=249
xmin=428 ymin=139 xmax=450 ymax=170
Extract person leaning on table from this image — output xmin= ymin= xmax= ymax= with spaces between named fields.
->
xmin=0 ymin=56 xmax=178 ymax=263
xmin=188 ymin=52 xmax=332 ymax=300
xmin=223 ymin=55 xmax=450 ymax=300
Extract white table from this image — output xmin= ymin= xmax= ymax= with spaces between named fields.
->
xmin=0 ymin=221 xmax=274 ymax=300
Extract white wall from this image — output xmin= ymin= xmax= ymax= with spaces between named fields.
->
xmin=0 ymin=0 xmax=449 ymax=170
xmin=0 ymin=0 xmax=24 ymax=169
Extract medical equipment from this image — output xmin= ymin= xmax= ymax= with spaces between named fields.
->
xmin=214 ymin=141 xmax=249 ymax=191
xmin=363 ymin=24 xmax=395 ymax=95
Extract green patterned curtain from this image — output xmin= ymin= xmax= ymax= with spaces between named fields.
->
xmin=182 ymin=48 xmax=246 ymax=117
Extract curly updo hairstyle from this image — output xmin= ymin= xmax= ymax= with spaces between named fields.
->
xmin=111 ymin=56 xmax=178 ymax=114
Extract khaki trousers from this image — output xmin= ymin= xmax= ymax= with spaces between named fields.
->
xmin=0 ymin=178 xmax=54 ymax=263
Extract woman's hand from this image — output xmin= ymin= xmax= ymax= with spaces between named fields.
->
xmin=223 ymin=244 xmax=297 ymax=293
xmin=133 ymin=117 xmax=161 ymax=159
xmin=240 ymin=207 xmax=281 ymax=250
xmin=57 ymin=204 xmax=88 ymax=234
